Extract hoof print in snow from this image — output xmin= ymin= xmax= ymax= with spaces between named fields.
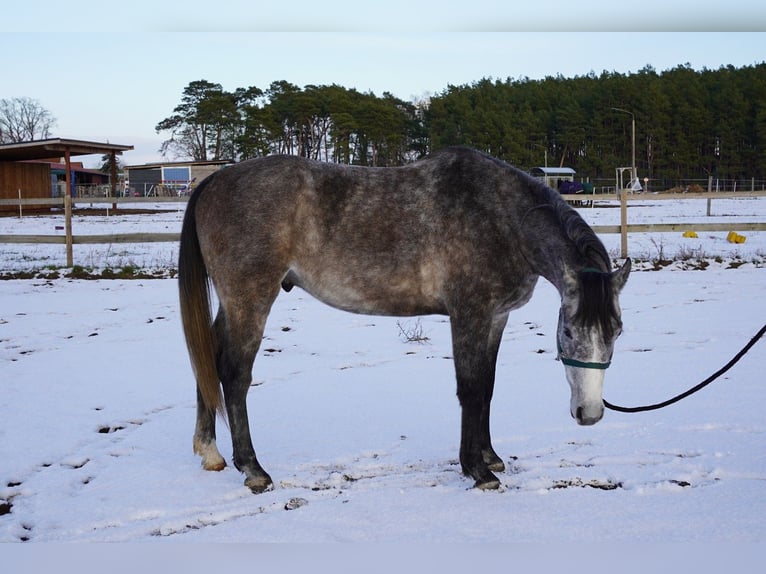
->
xmin=550 ymin=478 xmax=622 ymax=491
xmin=0 ymin=501 xmax=12 ymax=516
xmin=98 ymin=424 xmax=126 ymax=434
xmin=284 ymin=497 xmax=308 ymax=511
xmin=19 ymin=523 xmax=32 ymax=542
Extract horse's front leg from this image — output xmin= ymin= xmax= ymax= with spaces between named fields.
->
xmin=451 ymin=313 xmax=506 ymax=490
xmin=458 ymin=391 xmax=500 ymax=489
xmin=480 ymin=311 xmax=509 ymax=474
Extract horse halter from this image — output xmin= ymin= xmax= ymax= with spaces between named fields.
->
xmin=556 ymin=335 xmax=612 ymax=370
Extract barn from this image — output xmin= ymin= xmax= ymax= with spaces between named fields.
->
xmin=0 ymin=138 xmax=133 ymax=211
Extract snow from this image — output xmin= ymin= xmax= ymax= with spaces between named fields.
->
xmin=1 ymin=195 xmax=765 ymax=547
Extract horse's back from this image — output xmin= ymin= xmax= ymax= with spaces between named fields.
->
xmin=191 ymin=149 xmax=540 ymax=317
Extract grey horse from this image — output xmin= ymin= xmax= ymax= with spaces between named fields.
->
xmin=178 ymin=146 xmax=631 ymax=492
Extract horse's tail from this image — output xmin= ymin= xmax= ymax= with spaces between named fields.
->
xmin=178 ymin=184 xmax=224 ymax=419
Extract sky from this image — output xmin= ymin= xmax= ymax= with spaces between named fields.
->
xmin=1 ymin=1 xmax=765 ymax=167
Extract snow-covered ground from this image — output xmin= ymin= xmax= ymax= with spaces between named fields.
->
xmin=1 ymin=195 xmax=765 ymax=547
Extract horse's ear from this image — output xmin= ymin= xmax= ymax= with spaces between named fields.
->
xmin=611 ymin=258 xmax=631 ymax=292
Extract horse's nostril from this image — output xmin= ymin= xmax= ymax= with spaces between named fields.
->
xmin=574 ymin=406 xmax=603 ymax=426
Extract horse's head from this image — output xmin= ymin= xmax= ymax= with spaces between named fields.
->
xmin=557 ymin=259 xmax=631 ymax=425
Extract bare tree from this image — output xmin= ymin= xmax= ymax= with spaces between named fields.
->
xmin=0 ymin=97 xmax=56 ymax=143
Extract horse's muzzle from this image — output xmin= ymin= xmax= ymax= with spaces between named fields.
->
xmin=573 ymin=405 xmax=604 ymax=426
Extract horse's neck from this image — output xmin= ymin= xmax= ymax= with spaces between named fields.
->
xmin=520 ymin=236 xmax=578 ymax=296
xmin=517 ymin=198 xmax=600 ymax=296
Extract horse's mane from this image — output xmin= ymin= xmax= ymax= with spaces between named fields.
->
xmin=553 ymin=199 xmax=611 ymax=271
xmin=575 ymin=269 xmax=619 ymax=339
xmin=522 ymin=172 xmax=618 ymax=338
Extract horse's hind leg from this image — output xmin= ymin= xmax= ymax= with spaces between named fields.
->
xmin=215 ymin=288 xmax=279 ymax=493
xmin=194 ymin=387 xmax=226 ymax=471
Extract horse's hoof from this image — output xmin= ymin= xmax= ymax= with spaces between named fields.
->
xmin=244 ymin=474 xmax=274 ymax=494
xmin=469 ymin=467 xmax=501 ymax=490
xmin=482 ymin=449 xmax=505 ymax=473
xmin=475 ymin=477 xmax=501 ymax=491
xmin=194 ymin=439 xmax=227 ymax=471
xmin=487 ymin=461 xmax=505 ymax=473
xmin=203 ymin=459 xmax=226 ymax=472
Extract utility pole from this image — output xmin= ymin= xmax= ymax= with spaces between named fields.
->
xmin=612 ymin=107 xmax=636 ymax=188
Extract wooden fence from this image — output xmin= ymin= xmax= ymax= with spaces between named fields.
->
xmin=0 ymin=197 xmax=186 ymax=267
xmin=576 ymin=189 xmax=766 ymax=257
xmin=1 ymin=191 xmax=765 ymax=266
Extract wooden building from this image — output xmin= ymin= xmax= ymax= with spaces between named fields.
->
xmin=0 ymin=138 xmax=133 ymax=211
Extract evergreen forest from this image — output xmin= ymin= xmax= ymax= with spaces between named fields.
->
xmin=155 ymin=63 xmax=766 ymax=190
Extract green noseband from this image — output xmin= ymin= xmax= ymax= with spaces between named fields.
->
xmin=557 ymin=336 xmax=612 ymax=370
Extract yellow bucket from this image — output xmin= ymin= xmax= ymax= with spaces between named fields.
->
xmin=682 ymin=231 xmax=698 ymax=238
xmin=727 ymin=231 xmax=746 ymax=244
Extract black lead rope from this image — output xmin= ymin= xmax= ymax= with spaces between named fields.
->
xmin=603 ymin=323 xmax=766 ymax=413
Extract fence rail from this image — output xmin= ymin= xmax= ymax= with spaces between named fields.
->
xmin=0 ymin=233 xmax=180 ymax=245
xmin=1 ymin=192 xmax=765 ymax=266
xmin=561 ymin=190 xmax=766 ymax=202
xmin=0 ymin=196 xmax=189 ymax=207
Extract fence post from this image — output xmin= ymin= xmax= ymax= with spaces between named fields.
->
xmin=620 ymin=187 xmax=628 ymax=259
xmin=65 ymin=193 xmax=73 ymax=267
xmin=110 ymin=150 xmax=118 ymax=213
xmin=18 ymin=189 xmax=22 ymax=219
xmin=707 ymin=176 xmax=712 ymax=216
xmin=64 ymin=147 xmax=74 ymax=268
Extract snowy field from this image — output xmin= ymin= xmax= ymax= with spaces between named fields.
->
xmin=1 ymin=195 xmax=765 ymax=554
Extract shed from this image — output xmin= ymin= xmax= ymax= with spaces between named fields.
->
xmin=0 ymin=138 xmax=133 ymax=210
xmin=125 ymin=160 xmax=233 ymax=197
xmin=529 ymin=166 xmax=577 ymax=190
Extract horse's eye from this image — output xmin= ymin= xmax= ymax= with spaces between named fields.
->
xmin=563 ymin=328 xmax=573 ymax=339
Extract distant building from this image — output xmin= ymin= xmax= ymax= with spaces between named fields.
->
xmin=529 ymin=166 xmax=577 ymax=190
xmin=124 ymin=160 xmax=233 ymax=197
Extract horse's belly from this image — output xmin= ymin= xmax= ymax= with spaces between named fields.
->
xmin=285 ymin=268 xmax=447 ymax=317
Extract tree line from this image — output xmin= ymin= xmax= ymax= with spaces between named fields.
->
xmin=155 ymin=80 xmax=427 ymax=167
xmin=153 ymin=62 xmax=764 ymax=184
xmin=427 ymin=64 xmax=766 ymax=186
